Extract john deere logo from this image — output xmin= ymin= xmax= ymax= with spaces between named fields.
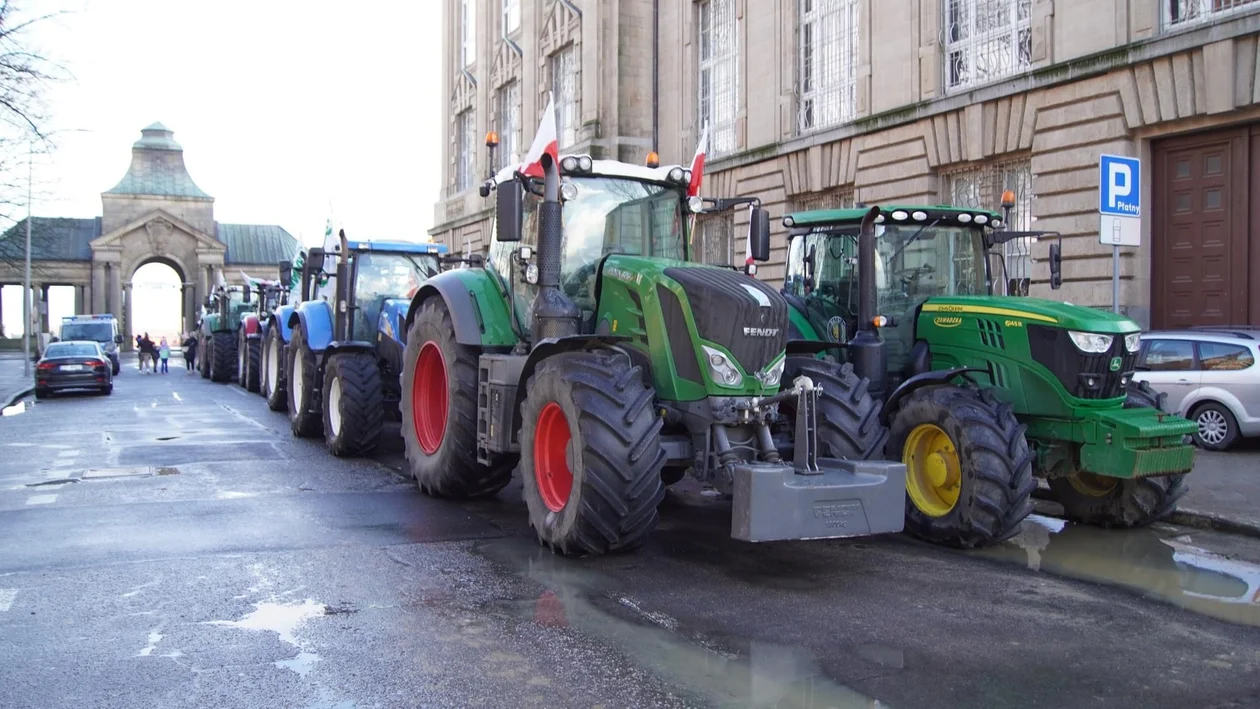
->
xmin=1109 ymin=357 xmax=1122 ymax=372
xmin=827 ymin=316 xmax=844 ymax=341
xmin=933 ymin=316 xmax=963 ymax=328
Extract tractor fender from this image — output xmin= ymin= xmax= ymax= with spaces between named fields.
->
xmin=510 ymin=335 xmax=633 ymax=432
xmin=242 ymin=314 xmax=262 ymax=339
xmin=878 ymin=367 xmax=993 ymax=426
xmin=288 ymin=300 xmax=335 ymax=353
xmin=272 ymin=304 xmax=297 ymax=344
xmin=321 ymin=341 xmax=376 ymax=369
xmin=403 ymin=270 xmax=517 ymax=348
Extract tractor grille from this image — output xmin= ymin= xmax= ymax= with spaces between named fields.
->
xmin=1028 ymin=325 xmax=1136 ymax=400
xmin=662 ymin=267 xmax=788 ymax=374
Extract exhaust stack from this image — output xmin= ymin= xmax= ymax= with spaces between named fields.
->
xmin=531 ymin=154 xmax=581 ymax=343
xmin=849 ymin=206 xmax=887 ymax=398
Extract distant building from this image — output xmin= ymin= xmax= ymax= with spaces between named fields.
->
xmin=432 ymin=0 xmax=1260 ymax=329
xmin=0 ymin=122 xmax=299 ymax=341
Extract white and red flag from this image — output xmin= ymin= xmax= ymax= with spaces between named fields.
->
xmin=687 ymin=123 xmax=708 ymax=197
xmin=520 ymin=93 xmax=559 ymax=178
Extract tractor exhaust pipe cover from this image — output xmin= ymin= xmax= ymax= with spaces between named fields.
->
xmin=531 ymin=154 xmax=581 ymax=343
xmin=849 ymin=206 xmax=887 ymax=398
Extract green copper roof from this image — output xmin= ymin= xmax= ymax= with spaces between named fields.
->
xmin=216 ymin=224 xmax=301 ymax=265
xmin=783 ymin=204 xmax=1004 ymax=229
xmin=104 ymin=123 xmax=212 ymax=200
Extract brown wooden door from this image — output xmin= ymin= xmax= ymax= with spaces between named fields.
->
xmin=1152 ymin=127 xmax=1250 ymax=329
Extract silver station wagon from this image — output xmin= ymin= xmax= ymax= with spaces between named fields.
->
xmin=1132 ymin=328 xmax=1260 ymax=451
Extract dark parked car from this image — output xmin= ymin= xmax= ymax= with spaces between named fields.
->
xmin=35 ymin=340 xmax=114 ymax=398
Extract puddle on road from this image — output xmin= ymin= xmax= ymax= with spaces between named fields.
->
xmin=2 ymin=401 xmax=30 ymax=417
xmin=474 ymin=538 xmax=889 ymax=709
xmin=205 ymin=599 xmax=325 ymax=676
xmin=972 ymin=514 xmax=1260 ymax=627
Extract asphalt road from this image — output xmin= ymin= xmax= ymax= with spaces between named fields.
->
xmin=2 ymin=365 xmax=1260 ymax=709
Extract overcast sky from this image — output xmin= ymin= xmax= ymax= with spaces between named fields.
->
xmin=28 ymin=0 xmax=444 ymax=247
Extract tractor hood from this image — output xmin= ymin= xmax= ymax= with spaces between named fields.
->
xmin=920 ymin=296 xmax=1141 ymax=335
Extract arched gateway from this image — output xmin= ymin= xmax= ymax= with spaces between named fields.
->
xmin=0 ymin=123 xmax=299 ymax=347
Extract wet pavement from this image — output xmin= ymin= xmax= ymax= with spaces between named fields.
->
xmin=1 ymin=364 xmax=1260 ymax=708
xmin=0 ymin=351 xmax=33 ymax=406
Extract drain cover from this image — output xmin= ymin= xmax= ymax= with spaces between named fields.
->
xmin=80 ymin=466 xmax=154 ymax=479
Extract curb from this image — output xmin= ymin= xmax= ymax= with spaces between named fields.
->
xmin=1167 ymin=509 xmax=1260 ymax=541
xmin=2 ymin=386 xmax=34 ymax=409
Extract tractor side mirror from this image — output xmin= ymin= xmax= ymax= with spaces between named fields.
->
xmin=1049 ymin=243 xmax=1062 ymax=290
xmin=307 ymin=248 xmax=326 ymax=275
xmin=748 ymin=206 xmax=771 ymax=262
xmin=496 ymin=180 xmax=524 ymax=242
xmin=804 ymin=243 xmax=817 ymax=290
xmin=279 ymin=259 xmax=292 ymax=287
xmin=243 ymin=286 xmax=251 ymax=304
xmin=114 ymin=334 xmax=123 ymax=344
xmin=204 ymin=296 xmax=212 ymax=309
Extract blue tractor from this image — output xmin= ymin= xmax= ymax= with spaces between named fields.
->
xmin=259 ymin=258 xmax=302 ymax=411
xmin=286 ymin=230 xmax=449 ymax=456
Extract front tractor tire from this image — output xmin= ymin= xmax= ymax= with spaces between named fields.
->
xmin=210 ymin=331 xmax=237 ymax=383
xmin=262 ymin=326 xmax=287 ymax=411
xmin=286 ymin=325 xmax=323 ymax=438
xmin=1048 ymin=379 xmax=1189 ymax=528
xmin=401 ymin=297 xmax=514 ymax=498
xmin=322 ymin=352 xmax=384 ymax=457
xmin=782 ymin=358 xmax=887 ymax=460
xmin=199 ymin=336 xmax=211 ymax=379
xmin=519 ymin=350 xmax=667 ymax=557
xmin=888 ymin=385 xmax=1035 ymax=548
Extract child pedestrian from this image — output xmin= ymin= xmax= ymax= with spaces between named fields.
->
xmin=159 ymin=337 xmax=170 ymax=373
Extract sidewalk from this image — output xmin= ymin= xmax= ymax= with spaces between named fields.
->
xmin=1173 ymin=445 xmax=1260 ymax=538
xmin=0 ymin=351 xmax=34 ymax=408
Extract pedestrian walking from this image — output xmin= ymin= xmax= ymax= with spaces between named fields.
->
xmin=136 ymin=334 xmax=147 ymax=372
xmin=159 ymin=337 xmax=170 ymax=373
xmin=140 ymin=333 xmax=156 ymax=374
xmin=182 ymin=332 xmax=198 ymax=373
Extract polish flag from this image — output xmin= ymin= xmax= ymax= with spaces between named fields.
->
xmin=520 ymin=93 xmax=559 ymax=179
xmin=687 ymin=123 xmax=708 ymax=197
xmin=744 ymin=204 xmax=756 ymax=268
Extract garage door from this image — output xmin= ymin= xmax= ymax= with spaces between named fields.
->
xmin=1151 ymin=126 xmax=1250 ymax=329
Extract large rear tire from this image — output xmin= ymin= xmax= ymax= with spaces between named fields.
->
xmin=286 ymin=325 xmax=323 ymax=438
xmin=210 ymin=331 xmax=236 ymax=383
xmin=240 ymin=335 xmax=261 ymax=393
xmin=262 ymin=325 xmax=287 ymax=411
xmin=519 ymin=350 xmax=666 ymax=557
xmin=401 ymin=298 xmax=514 ymax=498
xmin=322 ymin=352 xmax=384 ymax=457
xmin=781 ymin=358 xmax=887 ymax=460
xmin=1048 ymin=379 xmax=1189 ymax=528
xmin=199 ymin=335 xmax=210 ymax=379
xmin=888 ymin=385 xmax=1035 ymax=548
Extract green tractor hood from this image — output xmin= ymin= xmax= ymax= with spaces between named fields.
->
xmin=919 ymin=296 xmax=1141 ymax=335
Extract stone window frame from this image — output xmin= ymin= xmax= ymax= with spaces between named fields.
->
xmin=795 ymin=0 xmax=860 ymax=135
xmin=496 ymin=80 xmax=522 ymax=170
xmin=455 ymin=108 xmax=477 ymax=193
xmin=697 ymin=0 xmax=740 ymax=158
xmin=943 ymin=0 xmax=1032 ymax=95
xmin=1161 ymin=0 xmax=1260 ymax=31
xmin=460 ymin=0 xmax=476 ymax=68
xmin=940 ymin=156 xmax=1033 ymax=295
xmin=791 ymin=187 xmax=856 ymax=213
xmin=550 ymin=44 xmax=579 ymax=149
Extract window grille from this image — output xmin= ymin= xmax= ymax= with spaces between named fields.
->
xmin=502 ymin=0 xmax=520 ymax=36
xmin=694 ymin=213 xmax=735 ymax=266
xmin=456 ymin=109 xmax=476 ymax=192
xmin=944 ymin=0 xmax=1031 ymax=94
xmin=1164 ymin=0 xmax=1260 ymax=29
xmin=551 ymin=45 xmax=578 ymax=148
xmin=797 ymin=0 xmax=859 ymax=133
xmin=698 ymin=0 xmax=739 ymax=157
xmin=461 ymin=0 xmax=476 ymax=67
xmin=793 ymin=189 xmax=855 ymax=213
xmin=497 ymin=81 xmax=520 ymax=170
xmin=943 ymin=158 xmax=1033 ymax=295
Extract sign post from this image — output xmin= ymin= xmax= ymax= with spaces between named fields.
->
xmin=1098 ymin=154 xmax=1142 ymax=314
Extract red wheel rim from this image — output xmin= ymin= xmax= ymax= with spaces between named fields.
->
xmin=412 ymin=342 xmax=448 ymax=455
xmin=534 ymin=402 xmax=573 ymax=512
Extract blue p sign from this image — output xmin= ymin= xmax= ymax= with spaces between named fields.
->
xmin=1099 ymin=155 xmax=1141 ymax=217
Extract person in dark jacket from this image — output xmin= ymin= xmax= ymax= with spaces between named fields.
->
xmin=182 ymin=332 xmax=198 ymax=372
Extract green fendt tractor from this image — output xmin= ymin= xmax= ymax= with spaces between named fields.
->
xmin=199 ymin=284 xmax=251 ymax=383
xmin=398 ymin=143 xmax=906 ymax=557
xmin=779 ymin=202 xmax=1197 ymax=548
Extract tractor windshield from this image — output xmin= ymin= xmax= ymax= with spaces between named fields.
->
xmin=352 ymin=251 xmax=440 ymax=340
xmin=785 ymin=223 xmax=986 ymax=340
xmin=489 ymin=176 xmax=686 ymax=333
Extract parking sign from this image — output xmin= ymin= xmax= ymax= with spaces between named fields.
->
xmin=1099 ymin=154 xmax=1141 ymax=217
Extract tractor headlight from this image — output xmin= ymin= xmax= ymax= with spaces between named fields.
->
xmin=1124 ymin=332 xmax=1141 ymax=353
xmin=760 ymin=356 xmax=785 ymax=388
xmin=1068 ymin=330 xmax=1114 ymax=354
xmin=702 ymin=346 xmax=743 ymax=388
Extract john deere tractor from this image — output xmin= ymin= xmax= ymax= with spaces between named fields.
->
xmin=238 ymin=264 xmax=292 ymax=394
xmin=199 ymin=284 xmax=251 ymax=383
xmin=779 ymin=203 xmax=1197 ymax=548
xmin=399 ymin=144 xmax=906 ymax=557
xmin=285 ymin=230 xmax=448 ymax=457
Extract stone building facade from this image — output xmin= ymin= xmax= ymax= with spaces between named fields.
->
xmin=0 ymin=123 xmax=300 ymax=343
xmin=433 ymin=0 xmax=1260 ymax=329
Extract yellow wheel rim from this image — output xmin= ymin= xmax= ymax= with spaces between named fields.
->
xmin=904 ymin=424 xmax=962 ymax=517
xmin=1067 ymin=471 xmax=1118 ymax=497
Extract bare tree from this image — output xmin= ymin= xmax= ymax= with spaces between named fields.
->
xmin=0 ymin=0 xmax=68 ymax=278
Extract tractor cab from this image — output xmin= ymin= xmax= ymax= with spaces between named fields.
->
xmin=334 ymin=238 xmax=445 ymax=343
